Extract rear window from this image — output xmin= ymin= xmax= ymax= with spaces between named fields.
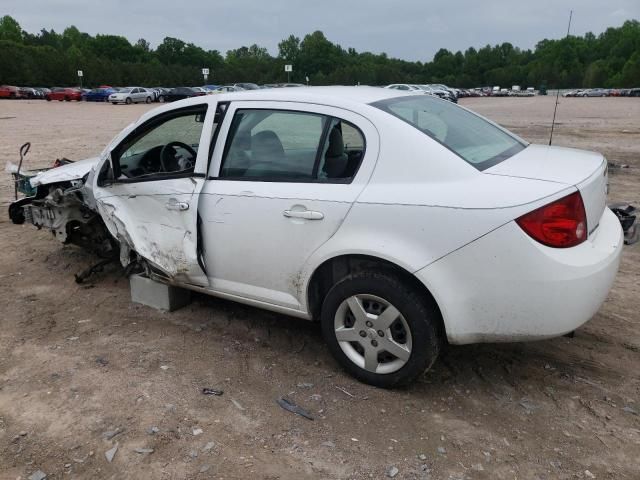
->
xmin=372 ymin=95 xmax=526 ymax=170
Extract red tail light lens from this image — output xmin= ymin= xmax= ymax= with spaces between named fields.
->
xmin=516 ymin=191 xmax=587 ymax=248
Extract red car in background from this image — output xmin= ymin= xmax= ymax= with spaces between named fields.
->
xmin=0 ymin=85 xmax=21 ymax=99
xmin=46 ymin=88 xmax=82 ymax=101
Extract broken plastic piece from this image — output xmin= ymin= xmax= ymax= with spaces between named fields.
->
xmin=609 ymin=203 xmax=638 ymax=245
xmin=276 ymin=397 xmax=314 ymax=420
xmin=202 ymin=388 xmax=224 ymax=396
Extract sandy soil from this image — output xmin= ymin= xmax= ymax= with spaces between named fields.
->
xmin=0 ymin=96 xmax=638 ymax=480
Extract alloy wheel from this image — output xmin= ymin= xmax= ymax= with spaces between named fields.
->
xmin=333 ymin=294 xmax=412 ymax=374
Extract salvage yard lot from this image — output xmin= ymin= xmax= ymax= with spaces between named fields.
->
xmin=0 ymin=96 xmax=639 ymax=480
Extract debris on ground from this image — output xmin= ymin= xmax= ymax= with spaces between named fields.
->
xmin=386 ymin=465 xmax=399 ymax=478
xmin=134 ymin=448 xmax=154 ymax=454
xmin=28 ymin=470 xmax=47 ymax=480
xmin=192 ymin=428 xmax=203 ymax=436
xmin=608 ymin=162 xmax=630 ymax=169
xmin=276 ymin=397 xmax=314 ymax=420
xmin=74 ymin=258 xmax=115 ymax=284
xmin=102 ymin=428 xmax=123 ymax=440
xmin=202 ymin=442 xmax=215 ymax=452
xmin=105 ymin=443 xmax=119 ymax=463
xmin=147 ymin=426 xmax=160 ymax=435
xmin=609 ymin=203 xmax=638 ymax=245
xmin=202 ymin=387 xmax=224 ymax=396
xmin=231 ymin=399 xmax=245 ymax=411
xmin=335 ymin=385 xmax=355 ymax=397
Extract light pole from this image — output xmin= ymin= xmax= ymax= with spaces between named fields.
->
xmin=285 ymin=64 xmax=292 ymax=83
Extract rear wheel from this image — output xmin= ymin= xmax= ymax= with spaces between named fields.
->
xmin=159 ymin=95 xmax=165 ymax=103
xmin=321 ymin=271 xmax=441 ymax=388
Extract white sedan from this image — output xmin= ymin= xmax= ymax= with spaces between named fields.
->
xmin=11 ymin=87 xmax=623 ymax=387
xmin=109 ymin=87 xmax=154 ymax=104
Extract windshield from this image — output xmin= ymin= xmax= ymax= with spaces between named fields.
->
xmin=372 ymin=95 xmax=526 ymax=170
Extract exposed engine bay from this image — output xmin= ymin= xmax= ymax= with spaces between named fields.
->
xmin=10 ymin=177 xmax=117 ymax=259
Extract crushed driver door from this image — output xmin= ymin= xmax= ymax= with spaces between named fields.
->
xmin=93 ymin=102 xmax=218 ymax=287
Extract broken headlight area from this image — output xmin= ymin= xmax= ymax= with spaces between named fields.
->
xmin=14 ymin=181 xmax=118 ymax=259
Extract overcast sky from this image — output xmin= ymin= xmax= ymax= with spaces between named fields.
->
xmin=4 ymin=0 xmax=639 ymax=61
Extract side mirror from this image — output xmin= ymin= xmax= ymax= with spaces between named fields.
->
xmin=97 ymin=155 xmax=116 ymax=187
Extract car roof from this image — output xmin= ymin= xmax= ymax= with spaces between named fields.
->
xmin=212 ymin=86 xmax=407 ymax=105
xmin=137 ymin=86 xmax=412 ymax=125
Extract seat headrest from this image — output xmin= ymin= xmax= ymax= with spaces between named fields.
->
xmin=326 ymin=127 xmax=344 ymax=157
xmin=323 ymin=127 xmax=348 ymax=178
xmin=251 ymin=130 xmax=284 ymax=162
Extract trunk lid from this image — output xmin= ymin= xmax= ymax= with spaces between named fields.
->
xmin=486 ymin=144 xmax=608 ymax=237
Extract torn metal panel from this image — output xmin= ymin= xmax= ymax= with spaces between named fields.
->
xmin=21 ymin=181 xmax=116 ymax=257
xmin=95 ymin=177 xmax=208 ymax=286
xmin=29 ymin=156 xmax=100 ymax=187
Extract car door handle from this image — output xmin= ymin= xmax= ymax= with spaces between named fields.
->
xmin=165 ymin=200 xmax=189 ymax=211
xmin=283 ymin=209 xmax=324 ymax=220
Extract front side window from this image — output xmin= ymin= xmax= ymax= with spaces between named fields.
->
xmin=372 ymin=95 xmax=526 ymax=170
xmin=219 ymin=109 xmax=365 ymax=182
xmin=111 ymin=107 xmax=207 ymax=181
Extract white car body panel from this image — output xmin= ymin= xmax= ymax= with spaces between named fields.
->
xmin=199 ymin=100 xmax=380 ymax=309
xmin=416 ymin=207 xmax=623 ymax=344
xmin=21 ymin=86 xmax=620 ymax=345
xmin=30 ymin=156 xmax=100 ymax=187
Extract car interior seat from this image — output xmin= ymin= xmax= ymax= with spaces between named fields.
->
xmin=322 ymin=126 xmax=348 ymax=178
xmin=244 ymin=130 xmax=285 ymax=176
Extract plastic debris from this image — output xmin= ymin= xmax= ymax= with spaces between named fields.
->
xmin=276 ymin=397 xmax=314 ymax=420
xmin=610 ymin=203 xmax=638 ymax=245
xmin=202 ymin=387 xmax=224 ymax=396
xmin=105 ymin=443 xmax=119 ymax=463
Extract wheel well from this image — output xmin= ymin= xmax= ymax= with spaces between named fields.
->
xmin=307 ymin=254 xmax=446 ymax=338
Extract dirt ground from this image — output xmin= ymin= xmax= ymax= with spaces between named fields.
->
xmin=0 ymin=96 xmax=638 ymax=480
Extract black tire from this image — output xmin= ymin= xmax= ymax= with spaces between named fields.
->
xmin=125 ymin=97 xmax=132 ymax=105
xmin=320 ymin=270 xmax=441 ymax=388
xmin=158 ymin=95 xmax=165 ymax=103
xmin=145 ymin=96 xmax=151 ymax=104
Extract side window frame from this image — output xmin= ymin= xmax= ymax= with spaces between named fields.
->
xmin=105 ymin=104 xmax=209 ymax=185
xmin=215 ymin=108 xmax=367 ymax=184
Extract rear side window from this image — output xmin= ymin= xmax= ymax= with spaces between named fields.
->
xmin=219 ymin=109 xmax=365 ymax=182
xmin=372 ymin=96 xmax=526 ymax=170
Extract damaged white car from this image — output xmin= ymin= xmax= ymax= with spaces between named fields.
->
xmin=8 ymin=87 xmax=623 ymax=387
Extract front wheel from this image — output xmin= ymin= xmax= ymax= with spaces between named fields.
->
xmin=158 ymin=95 xmax=165 ymax=103
xmin=145 ymin=96 xmax=151 ymax=104
xmin=125 ymin=97 xmax=132 ymax=105
xmin=321 ymin=271 xmax=441 ymax=388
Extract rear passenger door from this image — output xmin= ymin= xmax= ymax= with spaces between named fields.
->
xmin=199 ymin=101 xmax=379 ymax=311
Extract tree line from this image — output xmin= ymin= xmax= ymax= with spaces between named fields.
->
xmin=0 ymin=15 xmax=638 ymax=88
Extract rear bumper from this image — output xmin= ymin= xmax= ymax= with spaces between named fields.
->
xmin=416 ymin=207 xmax=623 ymax=344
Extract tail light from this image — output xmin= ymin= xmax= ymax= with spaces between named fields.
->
xmin=516 ymin=191 xmax=587 ymax=248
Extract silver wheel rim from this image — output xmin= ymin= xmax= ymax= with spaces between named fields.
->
xmin=334 ymin=294 xmax=412 ymax=374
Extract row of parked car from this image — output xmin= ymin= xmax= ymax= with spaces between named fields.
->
xmin=0 ymin=82 xmax=307 ymax=104
xmin=384 ymin=84 xmax=461 ymax=103
xmin=563 ymin=88 xmax=640 ymax=97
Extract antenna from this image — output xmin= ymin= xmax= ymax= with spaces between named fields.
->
xmin=549 ymin=10 xmax=573 ymax=146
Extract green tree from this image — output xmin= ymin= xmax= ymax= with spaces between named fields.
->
xmin=0 ymin=15 xmax=22 ymax=42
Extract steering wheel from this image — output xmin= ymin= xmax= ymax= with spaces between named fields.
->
xmin=160 ymin=141 xmax=197 ymax=172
